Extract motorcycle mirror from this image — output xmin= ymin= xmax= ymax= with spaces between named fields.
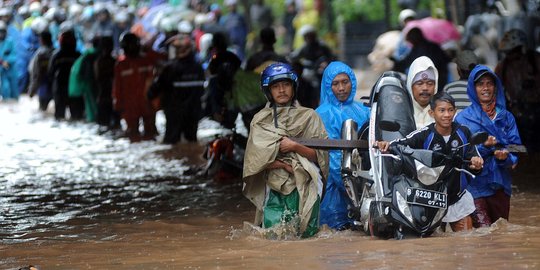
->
xmin=379 ymin=120 xmax=400 ymax=132
xmin=470 ymin=132 xmax=489 ymax=145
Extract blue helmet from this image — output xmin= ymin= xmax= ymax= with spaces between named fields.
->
xmin=260 ymin=62 xmax=298 ymax=103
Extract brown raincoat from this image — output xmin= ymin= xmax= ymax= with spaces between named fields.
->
xmin=242 ymin=104 xmax=329 ymax=234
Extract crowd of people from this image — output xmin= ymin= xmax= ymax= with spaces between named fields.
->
xmin=0 ymin=0 xmax=536 ymax=239
xmin=0 ymin=0 xmax=336 ymax=144
xmin=244 ymin=55 xmax=524 ymax=238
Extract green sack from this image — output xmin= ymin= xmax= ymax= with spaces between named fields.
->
xmin=230 ymin=70 xmax=267 ymax=112
xmin=263 ymin=189 xmax=320 ymax=238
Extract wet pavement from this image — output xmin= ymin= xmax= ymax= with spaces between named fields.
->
xmin=0 ymin=97 xmax=248 ymax=243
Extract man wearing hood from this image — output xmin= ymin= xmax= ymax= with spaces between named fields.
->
xmin=242 ymin=62 xmax=328 ymax=238
xmin=455 ymin=65 xmax=521 ymax=227
xmin=315 ymin=61 xmax=370 ymax=230
xmin=406 ymin=56 xmax=439 ymax=129
xmin=0 ymin=20 xmax=18 ymax=101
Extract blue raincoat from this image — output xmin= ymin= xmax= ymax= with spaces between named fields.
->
xmin=455 ymin=65 xmax=521 ymax=198
xmin=315 ymin=61 xmax=370 ymax=229
xmin=0 ymin=36 xmax=18 ymax=100
xmin=16 ymin=27 xmax=40 ymax=94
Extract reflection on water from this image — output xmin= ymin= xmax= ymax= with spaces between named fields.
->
xmin=0 ymin=98 xmax=249 ymax=245
xmin=1 ymin=98 xmax=540 ymax=269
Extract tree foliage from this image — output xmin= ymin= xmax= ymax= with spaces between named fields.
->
xmin=332 ymin=0 xmax=387 ymax=23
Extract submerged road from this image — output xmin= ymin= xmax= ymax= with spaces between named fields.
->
xmin=1 ymin=96 xmax=540 ymax=269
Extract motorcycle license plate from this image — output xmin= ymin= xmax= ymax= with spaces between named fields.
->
xmin=406 ymin=188 xmax=447 ymax=209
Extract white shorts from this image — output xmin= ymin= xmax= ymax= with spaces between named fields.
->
xmin=442 ymin=190 xmax=476 ymax=223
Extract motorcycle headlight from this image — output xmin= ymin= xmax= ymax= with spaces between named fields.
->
xmin=415 ymin=160 xmax=444 ymax=185
xmin=396 ymin=190 xmax=413 ymax=223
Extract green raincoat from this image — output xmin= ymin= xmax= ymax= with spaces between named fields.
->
xmin=69 ymin=48 xmax=97 ymax=122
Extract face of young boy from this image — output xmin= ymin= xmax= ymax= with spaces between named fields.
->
xmin=270 ymin=80 xmax=294 ymax=106
xmin=429 ymin=100 xmax=456 ymax=130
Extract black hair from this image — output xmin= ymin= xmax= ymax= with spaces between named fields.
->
xmin=40 ymin=31 xmax=53 ymax=47
xmin=98 ymin=35 xmax=114 ymax=54
xmin=119 ymin=32 xmax=139 ymax=48
xmin=405 ymin=27 xmax=427 ymax=46
xmin=260 ymin=27 xmax=276 ymax=45
xmin=211 ymin=32 xmax=228 ymax=51
xmin=91 ymin=36 xmax=101 ymax=48
xmin=430 ymin=91 xmax=455 ymax=110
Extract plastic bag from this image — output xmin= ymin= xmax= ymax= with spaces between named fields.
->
xmin=230 ymin=70 xmax=267 ymax=112
xmin=263 ymin=189 xmax=320 ymax=238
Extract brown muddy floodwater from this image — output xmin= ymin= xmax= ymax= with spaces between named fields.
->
xmin=1 ymin=97 xmax=540 ymax=269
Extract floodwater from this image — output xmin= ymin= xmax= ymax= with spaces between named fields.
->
xmin=1 ymin=97 xmax=540 ymax=269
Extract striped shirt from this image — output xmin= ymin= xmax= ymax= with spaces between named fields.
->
xmin=443 ymin=80 xmax=471 ymax=113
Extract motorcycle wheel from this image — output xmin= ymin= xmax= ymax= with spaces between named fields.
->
xmin=368 ymin=201 xmax=377 ymax=237
xmin=368 ymin=201 xmax=394 ymax=238
xmin=394 ymin=227 xmax=405 ymax=240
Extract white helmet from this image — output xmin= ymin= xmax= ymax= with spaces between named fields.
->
xmin=30 ymin=16 xmax=49 ymax=34
xmin=177 ymin=20 xmax=193 ymax=34
xmin=194 ymin=13 xmax=209 ymax=26
xmin=159 ymin=16 xmax=177 ymax=33
xmin=398 ymin=9 xmax=416 ymax=26
xmin=44 ymin=7 xmax=57 ymax=21
xmin=29 ymin=2 xmax=42 ymax=14
xmin=114 ymin=11 xmax=130 ymax=24
xmin=68 ymin=4 xmax=83 ymax=19
xmin=0 ymin=8 xmax=11 ymax=17
xmin=199 ymin=33 xmax=212 ymax=54
xmin=17 ymin=5 xmax=29 ymax=16
xmin=298 ymin=24 xmax=316 ymax=37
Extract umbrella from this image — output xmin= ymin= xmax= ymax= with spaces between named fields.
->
xmin=403 ymin=17 xmax=461 ymax=46
xmin=139 ymin=3 xmax=173 ymax=34
xmin=132 ymin=3 xmax=195 ymax=41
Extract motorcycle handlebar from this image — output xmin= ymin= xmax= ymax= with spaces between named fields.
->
xmin=454 ymin=167 xmax=476 ymax=178
xmin=373 ymin=145 xmax=401 ymax=160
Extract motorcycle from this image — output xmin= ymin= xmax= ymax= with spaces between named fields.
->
xmin=203 ymin=129 xmax=246 ymax=184
xmin=340 ymin=71 xmax=487 ymax=239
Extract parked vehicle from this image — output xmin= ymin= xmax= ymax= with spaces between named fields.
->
xmin=203 ymin=129 xmax=246 ymax=184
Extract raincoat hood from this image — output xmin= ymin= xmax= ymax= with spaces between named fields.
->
xmin=466 ymin=64 xmax=506 ymax=111
xmin=315 ymin=61 xmax=370 ymax=229
xmin=454 ymin=64 xmax=521 ymax=198
xmin=457 ymin=64 xmax=514 ymax=146
xmin=320 ymin=61 xmax=357 ymax=106
xmin=406 ymin=56 xmax=439 ymax=108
